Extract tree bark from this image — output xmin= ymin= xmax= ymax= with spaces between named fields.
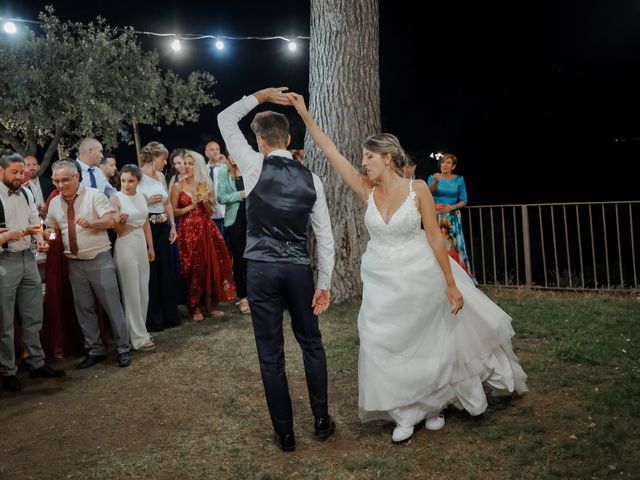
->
xmin=41 ymin=127 xmax=64 ymax=173
xmin=308 ymin=0 xmax=380 ymax=302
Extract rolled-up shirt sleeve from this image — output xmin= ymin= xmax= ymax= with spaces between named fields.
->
xmin=94 ymin=190 xmax=115 ymax=217
xmin=310 ymin=174 xmax=335 ymax=290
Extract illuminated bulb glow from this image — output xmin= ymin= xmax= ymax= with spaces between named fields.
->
xmin=171 ymin=38 xmax=181 ymax=51
xmin=3 ymin=21 xmax=17 ymax=34
xmin=288 ymin=41 xmax=297 ymax=52
xmin=215 ymin=40 xmax=224 ymax=50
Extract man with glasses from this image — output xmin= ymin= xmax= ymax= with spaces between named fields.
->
xmin=0 ymin=150 xmax=64 ymax=392
xmin=46 ymin=160 xmax=132 ymax=368
xmin=76 ymin=138 xmax=116 ymax=198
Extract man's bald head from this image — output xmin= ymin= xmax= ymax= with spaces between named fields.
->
xmin=78 ymin=138 xmax=104 ymax=166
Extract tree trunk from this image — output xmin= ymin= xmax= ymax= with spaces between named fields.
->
xmin=133 ymin=120 xmax=142 ymax=164
xmin=40 ymin=127 xmax=64 ymax=173
xmin=308 ymin=0 xmax=380 ymax=302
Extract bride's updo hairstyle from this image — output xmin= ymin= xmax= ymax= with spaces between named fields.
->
xmin=361 ymin=133 xmax=407 ymax=176
xmin=139 ymin=141 xmax=169 ymax=166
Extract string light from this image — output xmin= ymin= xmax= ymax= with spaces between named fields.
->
xmin=0 ymin=16 xmax=309 ymax=47
xmin=3 ymin=21 xmax=16 ymax=34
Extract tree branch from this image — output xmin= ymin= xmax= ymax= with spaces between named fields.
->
xmin=0 ymin=122 xmax=27 ymax=155
xmin=41 ymin=127 xmax=64 ymax=172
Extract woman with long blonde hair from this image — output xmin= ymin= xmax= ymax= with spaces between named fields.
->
xmin=170 ymin=150 xmax=236 ymax=321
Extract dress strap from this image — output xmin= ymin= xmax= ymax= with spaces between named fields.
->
xmin=409 ymin=179 xmax=415 ymax=195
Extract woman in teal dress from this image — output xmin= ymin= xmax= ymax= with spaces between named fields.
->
xmin=427 ymin=153 xmax=475 ymax=279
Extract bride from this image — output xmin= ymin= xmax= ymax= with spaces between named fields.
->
xmin=288 ymin=91 xmax=528 ymax=442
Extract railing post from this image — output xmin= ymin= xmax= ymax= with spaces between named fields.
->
xmin=522 ymin=205 xmax=532 ymax=287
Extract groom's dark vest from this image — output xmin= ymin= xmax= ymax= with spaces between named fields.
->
xmin=244 ymin=155 xmax=316 ymax=264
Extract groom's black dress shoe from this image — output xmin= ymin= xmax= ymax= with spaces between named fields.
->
xmin=274 ymin=431 xmax=296 ymax=452
xmin=314 ymin=415 xmax=336 ymax=440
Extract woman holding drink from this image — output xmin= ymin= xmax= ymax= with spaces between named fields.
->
xmin=170 ymin=150 xmax=235 ymax=321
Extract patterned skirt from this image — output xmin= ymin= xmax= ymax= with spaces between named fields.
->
xmin=435 ymin=208 xmax=476 ymax=281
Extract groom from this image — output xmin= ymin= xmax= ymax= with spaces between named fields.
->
xmin=218 ymin=87 xmax=335 ymax=452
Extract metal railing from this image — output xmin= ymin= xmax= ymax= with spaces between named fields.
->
xmin=464 ymin=201 xmax=640 ymax=290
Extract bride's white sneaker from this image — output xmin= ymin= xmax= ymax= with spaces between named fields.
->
xmin=392 ymin=425 xmax=414 ymax=442
xmin=425 ymin=415 xmax=445 ymax=431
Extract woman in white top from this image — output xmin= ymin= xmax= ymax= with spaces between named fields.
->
xmin=138 ymin=142 xmax=180 ymax=332
xmin=111 ymin=164 xmax=155 ymax=351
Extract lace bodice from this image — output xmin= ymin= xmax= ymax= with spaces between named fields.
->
xmin=364 ymin=181 xmax=423 ymax=258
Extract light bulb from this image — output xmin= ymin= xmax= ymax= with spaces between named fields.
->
xmin=3 ymin=21 xmax=17 ymax=34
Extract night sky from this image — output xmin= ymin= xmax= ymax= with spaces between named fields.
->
xmin=4 ymin=1 xmax=639 ymax=204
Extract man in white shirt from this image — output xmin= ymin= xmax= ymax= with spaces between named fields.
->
xmin=0 ymin=150 xmax=64 ymax=393
xmin=76 ymin=138 xmax=117 ymax=198
xmin=46 ymin=160 xmax=132 ymax=369
xmin=218 ymin=87 xmax=335 ymax=452
xmin=24 ymin=154 xmax=54 ymax=215
xmin=204 ymin=140 xmax=226 ymax=233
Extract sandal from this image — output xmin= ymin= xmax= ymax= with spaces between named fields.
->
xmin=237 ymin=298 xmax=251 ymax=315
xmin=207 ymin=310 xmax=225 ymax=318
xmin=193 ymin=312 xmax=204 ymax=322
xmin=140 ymin=340 xmax=156 ymax=352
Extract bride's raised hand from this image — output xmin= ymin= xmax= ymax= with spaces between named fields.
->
xmin=446 ymin=285 xmax=464 ymax=315
xmin=254 ymin=87 xmax=291 ymax=106
xmin=287 ymin=92 xmax=308 ymax=115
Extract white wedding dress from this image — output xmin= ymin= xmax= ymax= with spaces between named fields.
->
xmin=358 ymin=181 xmax=528 ymax=427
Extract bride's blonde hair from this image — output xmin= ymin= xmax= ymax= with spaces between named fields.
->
xmin=362 ymin=133 xmax=407 ymax=176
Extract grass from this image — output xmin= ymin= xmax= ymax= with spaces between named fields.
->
xmin=0 ymin=289 xmax=638 ymax=479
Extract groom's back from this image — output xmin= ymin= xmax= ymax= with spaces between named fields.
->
xmin=244 ymin=155 xmax=317 ymax=264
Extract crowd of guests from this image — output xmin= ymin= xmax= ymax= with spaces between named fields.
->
xmin=0 ymin=133 xmax=475 ymax=395
xmin=0 ymin=138 xmax=251 ymax=392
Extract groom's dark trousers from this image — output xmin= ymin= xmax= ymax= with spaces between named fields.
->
xmin=247 ymin=260 xmax=329 ymax=435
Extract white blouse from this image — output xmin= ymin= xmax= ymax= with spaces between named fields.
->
xmin=138 ymin=174 xmax=168 ymax=214
xmin=114 ymin=191 xmax=148 ymax=228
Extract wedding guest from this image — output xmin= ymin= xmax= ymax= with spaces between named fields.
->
xmin=46 ymin=160 xmax=132 ymax=368
xmin=204 ymin=140 xmax=226 ymax=234
xmin=24 ymin=154 xmax=54 ymax=215
xmin=217 ymin=154 xmax=249 ymax=314
xmin=76 ymin=138 xmax=116 ymax=198
xmin=0 ymin=150 xmax=64 ymax=392
xmin=111 ymin=164 xmax=156 ymax=352
xmin=427 ymin=153 xmax=474 ymax=277
xmin=138 ymin=142 xmax=180 ymax=332
xmin=171 ymin=150 xmax=236 ymax=322
xmin=166 ymin=148 xmax=188 ymax=305
xmin=41 ymin=160 xmax=85 ymax=359
xmin=100 ymin=152 xmax=120 ymax=190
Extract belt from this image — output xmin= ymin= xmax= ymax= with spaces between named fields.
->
xmin=149 ymin=213 xmax=168 ymax=224
xmin=0 ymin=249 xmax=32 ymax=256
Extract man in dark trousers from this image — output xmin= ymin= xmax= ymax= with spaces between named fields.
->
xmin=218 ymin=87 xmax=335 ymax=452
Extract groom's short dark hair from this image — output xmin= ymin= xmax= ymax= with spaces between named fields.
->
xmin=251 ymin=111 xmax=289 ymax=146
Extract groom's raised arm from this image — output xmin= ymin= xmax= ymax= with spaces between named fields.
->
xmin=217 ymin=95 xmax=263 ymax=194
